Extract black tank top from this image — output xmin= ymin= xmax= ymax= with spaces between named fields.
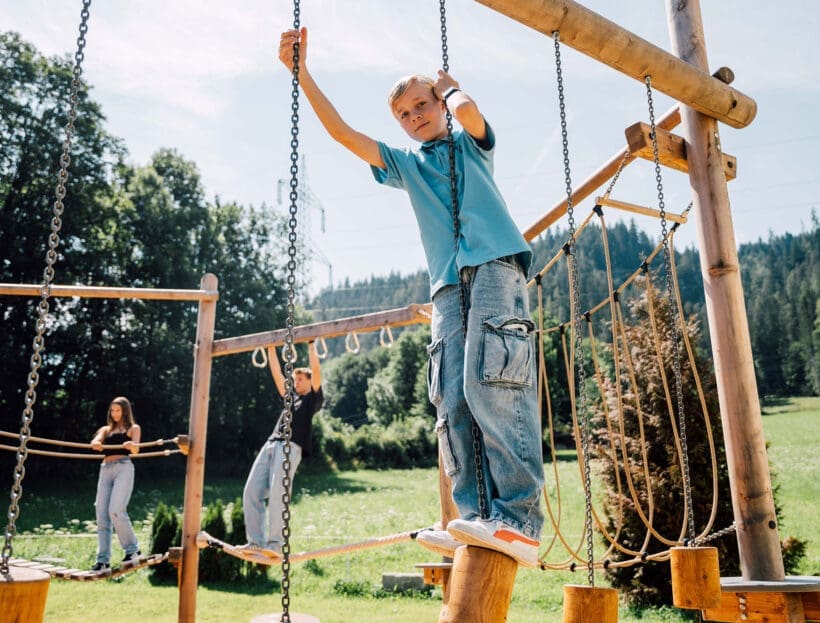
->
xmin=103 ymin=431 xmax=130 ymax=457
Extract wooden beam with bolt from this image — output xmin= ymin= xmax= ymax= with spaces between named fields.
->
xmin=625 ymin=122 xmax=737 ymax=180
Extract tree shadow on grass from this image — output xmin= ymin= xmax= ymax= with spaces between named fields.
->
xmin=148 ymin=570 xmax=281 ymax=595
xmin=761 ymin=395 xmax=793 ymax=415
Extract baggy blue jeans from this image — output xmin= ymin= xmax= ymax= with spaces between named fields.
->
xmin=94 ymin=458 xmax=139 ymax=563
xmin=243 ymin=439 xmax=302 ymax=549
xmin=428 ymin=258 xmax=544 ymax=540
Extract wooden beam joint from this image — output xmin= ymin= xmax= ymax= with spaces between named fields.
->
xmin=625 ymin=121 xmax=736 ymax=180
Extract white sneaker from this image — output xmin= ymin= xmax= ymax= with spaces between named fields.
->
xmin=416 ymin=528 xmax=462 ymax=558
xmin=446 ymin=518 xmax=540 ymax=568
xmin=235 ymin=543 xmax=281 ymax=560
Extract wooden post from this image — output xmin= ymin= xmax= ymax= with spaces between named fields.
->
xmin=473 ymin=0 xmax=756 ymax=128
xmin=438 ymin=453 xmax=460 ymax=531
xmin=178 ymin=274 xmax=219 ymax=623
xmin=438 ymin=452 xmax=459 ymax=601
xmin=0 ymin=567 xmax=50 ymax=623
xmin=664 ymin=0 xmax=786 ymax=582
xmin=438 ymin=546 xmax=518 ymax=623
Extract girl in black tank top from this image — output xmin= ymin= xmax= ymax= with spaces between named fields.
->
xmin=89 ymin=396 xmax=142 ymax=570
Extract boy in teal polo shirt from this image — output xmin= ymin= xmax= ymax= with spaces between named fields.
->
xmin=279 ymin=27 xmax=544 ymax=567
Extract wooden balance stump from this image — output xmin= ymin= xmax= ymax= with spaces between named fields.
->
xmin=438 ymin=546 xmax=518 ymax=623
xmin=0 ymin=566 xmax=51 ymax=623
xmin=670 ymin=546 xmax=722 ymax=610
xmin=563 ymin=584 xmax=619 ymax=623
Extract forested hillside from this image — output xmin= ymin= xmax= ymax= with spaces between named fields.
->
xmin=309 ymin=217 xmax=818 ymax=398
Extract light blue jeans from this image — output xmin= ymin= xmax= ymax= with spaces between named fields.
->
xmin=243 ymin=439 xmax=302 ymax=549
xmin=94 ymin=458 xmax=139 ymax=563
xmin=429 ymin=258 xmax=544 ymax=540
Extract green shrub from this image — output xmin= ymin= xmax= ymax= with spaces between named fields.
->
xmin=149 ymin=502 xmax=181 ymax=581
xmin=199 ymin=499 xmax=241 ymax=582
xmin=591 ymin=290 xmax=738 ymax=606
xmin=333 ymin=578 xmax=372 ymax=597
xmin=313 ymin=412 xmax=436 ymax=470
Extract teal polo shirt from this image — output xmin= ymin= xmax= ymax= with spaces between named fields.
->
xmin=370 ymin=123 xmax=532 ymax=297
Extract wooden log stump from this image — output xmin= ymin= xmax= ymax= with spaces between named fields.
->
xmin=438 ymin=546 xmax=518 ymax=623
xmin=671 ymin=546 xmax=722 ymax=609
xmin=0 ymin=566 xmax=50 ymax=623
xmin=563 ymin=584 xmax=619 ymax=623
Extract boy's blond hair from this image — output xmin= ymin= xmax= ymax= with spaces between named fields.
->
xmin=387 ymin=74 xmax=436 ymax=109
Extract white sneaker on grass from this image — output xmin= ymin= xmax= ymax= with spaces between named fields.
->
xmin=446 ymin=518 xmax=540 ymax=568
xmin=416 ymin=528 xmax=462 ymax=558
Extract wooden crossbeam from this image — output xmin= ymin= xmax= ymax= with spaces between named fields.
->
xmin=473 ymin=0 xmax=756 ymax=128
xmin=804 ymin=591 xmax=820 ymax=621
xmin=522 ymin=106 xmax=682 ymax=242
xmin=595 ymin=196 xmax=688 ymax=224
xmin=415 ymin=562 xmax=452 ymax=587
xmin=702 ymin=591 xmax=813 ymax=622
xmin=701 ymin=577 xmax=820 ymax=622
xmin=0 ymin=281 xmax=218 ymax=302
xmin=625 ymin=122 xmax=737 ymax=180
xmin=211 ymin=303 xmax=432 ymax=358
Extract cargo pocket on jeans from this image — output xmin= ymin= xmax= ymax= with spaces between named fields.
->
xmin=480 ymin=315 xmax=535 ymax=387
xmin=435 ymin=418 xmax=459 ymax=476
xmin=426 ymin=338 xmax=444 ymax=406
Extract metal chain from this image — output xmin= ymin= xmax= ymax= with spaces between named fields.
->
xmin=554 ymin=31 xmax=595 ymax=586
xmin=279 ymin=3 xmax=302 ymax=619
xmin=645 ymin=76 xmax=696 ymax=542
xmin=601 ymin=151 xmax=631 ymax=200
xmin=694 ymin=522 xmax=736 ymax=546
xmin=1 ymin=0 xmax=92 ymax=574
xmin=439 ymin=0 xmax=487 ymax=520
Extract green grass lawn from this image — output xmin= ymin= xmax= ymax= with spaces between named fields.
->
xmin=760 ymin=395 xmax=820 ymax=575
xmin=8 ymin=397 xmax=818 ymax=622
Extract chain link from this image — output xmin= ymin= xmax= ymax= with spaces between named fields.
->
xmin=439 ymin=0 xmax=487 ymax=520
xmin=554 ymin=31 xmax=595 ymax=587
xmin=278 ymin=3 xmax=302 ymax=619
xmin=601 ymin=151 xmax=631 ymax=200
xmin=1 ymin=0 xmax=92 ymax=574
xmin=645 ymin=76 xmax=696 ymax=542
xmin=693 ymin=522 xmax=736 ymax=545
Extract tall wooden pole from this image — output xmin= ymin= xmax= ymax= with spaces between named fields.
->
xmin=665 ymin=1 xmax=785 ymax=581
xmin=178 ymin=273 xmax=219 ymax=622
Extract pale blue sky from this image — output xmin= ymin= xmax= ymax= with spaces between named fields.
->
xmin=3 ymin=0 xmax=818 ymax=293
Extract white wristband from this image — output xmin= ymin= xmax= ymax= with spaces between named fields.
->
xmin=442 ymin=86 xmax=460 ymax=102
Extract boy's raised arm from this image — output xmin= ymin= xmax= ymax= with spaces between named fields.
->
xmin=279 ymin=28 xmax=385 ymax=169
xmin=433 ymin=70 xmax=487 ymax=143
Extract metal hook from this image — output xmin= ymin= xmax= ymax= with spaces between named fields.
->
xmin=345 ymin=331 xmax=360 ymax=354
xmin=379 ymin=326 xmax=394 ymax=348
xmin=314 ymin=337 xmax=328 ymax=359
xmin=251 ymin=347 xmax=268 ymax=368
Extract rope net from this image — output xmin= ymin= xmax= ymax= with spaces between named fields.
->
xmin=530 ymin=202 xmax=733 ymax=571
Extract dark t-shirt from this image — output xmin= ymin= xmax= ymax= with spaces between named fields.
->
xmin=270 ymin=387 xmax=324 ymax=456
